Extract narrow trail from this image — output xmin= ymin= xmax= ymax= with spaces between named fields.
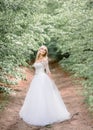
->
xmin=0 ymin=60 xmax=93 ymax=130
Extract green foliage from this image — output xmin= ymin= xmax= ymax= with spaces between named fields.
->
xmin=0 ymin=0 xmax=93 ymax=111
xmin=0 ymin=0 xmax=50 ymax=87
xmin=0 ymin=86 xmax=12 ymax=110
xmin=0 ymin=86 xmax=12 ymax=94
xmin=45 ymin=0 xmax=93 ymax=111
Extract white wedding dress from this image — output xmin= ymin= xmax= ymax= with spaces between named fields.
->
xmin=19 ymin=60 xmax=71 ymax=126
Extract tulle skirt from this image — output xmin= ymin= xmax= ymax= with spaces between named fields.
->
xmin=19 ymin=72 xmax=71 ymax=126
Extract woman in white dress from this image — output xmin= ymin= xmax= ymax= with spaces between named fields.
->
xmin=19 ymin=45 xmax=71 ymax=126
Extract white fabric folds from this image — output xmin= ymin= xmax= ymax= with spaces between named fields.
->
xmin=19 ymin=61 xmax=71 ymax=126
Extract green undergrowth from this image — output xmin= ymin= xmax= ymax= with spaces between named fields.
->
xmin=0 ymin=0 xmax=93 ymax=111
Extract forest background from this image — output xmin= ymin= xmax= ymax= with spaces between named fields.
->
xmin=0 ymin=0 xmax=93 ymax=111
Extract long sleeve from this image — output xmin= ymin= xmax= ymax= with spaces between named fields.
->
xmin=45 ymin=60 xmax=51 ymax=74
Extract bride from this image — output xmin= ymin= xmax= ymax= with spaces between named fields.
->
xmin=19 ymin=45 xmax=71 ymax=126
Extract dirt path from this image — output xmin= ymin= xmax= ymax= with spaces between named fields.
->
xmin=0 ymin=61 xmax=93 ymax=130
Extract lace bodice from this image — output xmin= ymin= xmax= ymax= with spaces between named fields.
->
xmin=33 ymin=61 xmax=50 ymax=75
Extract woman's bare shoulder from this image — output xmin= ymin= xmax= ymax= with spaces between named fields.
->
xmin=43 ymin=57 xmax=48 ymax=63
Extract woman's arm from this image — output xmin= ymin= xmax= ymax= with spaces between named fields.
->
xmin=31 ymin=64 xmax=35 ymax=75
xmin=45 ymin=60 xmax=53 ymax=79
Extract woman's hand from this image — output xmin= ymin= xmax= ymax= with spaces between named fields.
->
xmin=47 ymin=72 xmax=53 ymax=80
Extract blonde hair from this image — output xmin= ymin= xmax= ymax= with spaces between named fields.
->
xmin=35 ymin=45 xmax=48 ymax=62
